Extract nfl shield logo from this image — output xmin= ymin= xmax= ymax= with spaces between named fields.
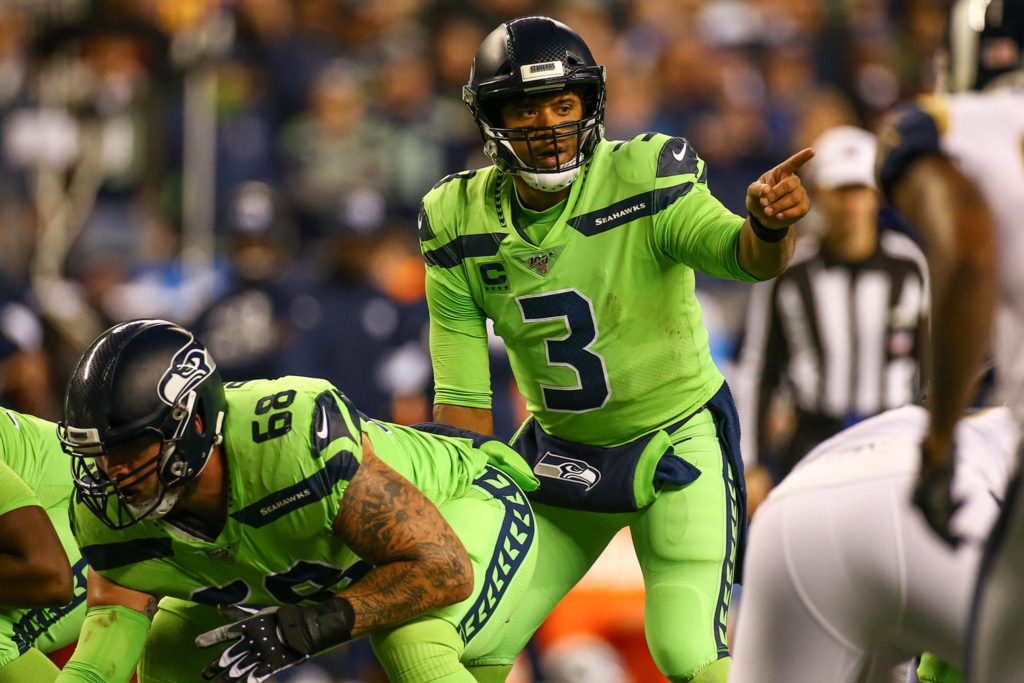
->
xmin=513 ymin=246 xmax=563 ymax=278
xmin=529 ymin=254 xmax=551 ymax=275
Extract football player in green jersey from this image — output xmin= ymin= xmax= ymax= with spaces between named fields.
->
xmin=0 ymin=408 xmax=87 ymax=682
xmin=54 ymin=320 xmax=539 ymax=683
xmin=419 ymin=16 xmax=814 ymax=682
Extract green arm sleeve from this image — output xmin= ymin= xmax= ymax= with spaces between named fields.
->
xmin=55 ymin=606 xmax=150 ymax=683
xmin=425 ymin=265 xmax=493 ymax=409
xmin=0 ymin=459 xmax=39 ymax=517
xmin=653 ymin=175 xmax=757 ymax=283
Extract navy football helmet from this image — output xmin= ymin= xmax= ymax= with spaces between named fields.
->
xmin=463 ymin=16 xmax=606 ymax=191
xmin=58 ymin=320 xmax=226 ymax=529
xmin=947 ymin=0 xmax=1024 ymax=91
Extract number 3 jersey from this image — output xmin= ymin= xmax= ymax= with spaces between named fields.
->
xmin=421 ymin=135 xmax=762 ymax=446
xmin=70 ymin=376 xmax=534 ymax=608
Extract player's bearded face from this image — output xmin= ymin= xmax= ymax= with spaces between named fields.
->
xmin=500 ymin=91 xmax=584 ymax=169
xmin=98 ymin=438 xmax=164 ymax=506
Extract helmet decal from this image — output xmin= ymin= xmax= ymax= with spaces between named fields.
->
xmin=158 ymin=341 xmax=217 ymax=407
xmin=520 ymin=61 xmax=565 ymax=83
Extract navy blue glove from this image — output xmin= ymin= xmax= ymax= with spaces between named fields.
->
xmin=912 ymin=451 xmax=962 ymax=548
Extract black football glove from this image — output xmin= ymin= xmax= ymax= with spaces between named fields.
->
xmin=197 ymin=599 xmax=355 ymax=683
xmin=197 ymin=604 xmax=307 ymax=682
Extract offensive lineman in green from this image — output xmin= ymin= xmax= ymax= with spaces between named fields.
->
xmin=420 ymin=17 xmax=814 ymax=682
xmin=0 ymin=408 xmax=87 ymax=682
xmin=54 ymin=319 xmax=539 ymax=683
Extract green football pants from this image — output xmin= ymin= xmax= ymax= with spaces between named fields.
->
xmin=490 ymin=408 xmax=739 ymax=681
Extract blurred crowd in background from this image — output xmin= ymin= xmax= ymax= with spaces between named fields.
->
xmin=0 ymin=0 xmax=947 ymax=680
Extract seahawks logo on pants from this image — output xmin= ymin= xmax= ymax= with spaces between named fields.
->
xmin=534 ymin=451 xmax=601 ymax=490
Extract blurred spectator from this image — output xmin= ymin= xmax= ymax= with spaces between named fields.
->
xmin=278 ymin=58 xmax=390 ymax=238
xmin=0 ymin=277 xmax=56 ymax=418
xmin=736 ymin=126 xmax=929 ymax=509
xmin=790 ymin=86 xmax=861 ymax=150
xmin=648 ymin=37 xmax=719 ymax=145
xmin=425 ymin=12 xmax=490 ymax=171
xmin=371 ymin=43 xmax=449 ymax=217
xmin=336 ymin=0 xmax=427 ymax=62
xmin=0 ymin=7 xmax=28 ymax=113
xmin=462 ymin=0 xmax=545 ymax=27
xmin=209 ymin=55 xmax=281 ymax=204
xmin=236 ymin=0 xmax=340 ymax=123
xmin=281 ymin=224 xmax=431 ymax=423
xmin=192 ymin=181 xmax=298 ymax=381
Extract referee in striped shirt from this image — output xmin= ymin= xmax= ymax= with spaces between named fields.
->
xmin=737 ymin=126 xmax=930 ymax=504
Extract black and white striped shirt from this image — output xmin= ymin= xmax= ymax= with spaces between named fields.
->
xmin=736 ymin=229 xmax=929 ymax=476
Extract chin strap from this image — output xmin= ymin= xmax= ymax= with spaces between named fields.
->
xmin=517 ymin=165 xmax=581 ymax=192
xmin=153 ymin=489 xmax=181 ymax=517
xmin=125 ymin=484 xmax=180 ymax=520
xmin=488 ymin=135 xmax=586 ymax=192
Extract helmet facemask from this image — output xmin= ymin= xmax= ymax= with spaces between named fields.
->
xmin=474 ymin=84 xmax=606 ymax=191
xmin=61 ymin=389 xmax=225 ymax=530
xmin=67 ymin=437 xmax=176 ymax=529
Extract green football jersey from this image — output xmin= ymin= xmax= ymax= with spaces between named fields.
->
xmin=421 ymin=134 xmax=759 ymax=446
xmin=0 ymin=409 xmax=87 ymax=664
xmin=71 ymin=376 xmax=531 ymax=615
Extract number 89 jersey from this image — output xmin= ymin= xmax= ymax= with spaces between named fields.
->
xmin=422 ymin=135 xmax=759 ymax=446
xmin=72 ymin=377 xmax=372 ymax=607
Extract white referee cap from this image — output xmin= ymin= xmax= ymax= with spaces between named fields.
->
xmin=808 ymin=126 xmax=877 ymax=190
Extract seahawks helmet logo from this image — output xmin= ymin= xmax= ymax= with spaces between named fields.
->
xmin=534 ymin=451 xmax=601 ymax=490
xmin=158 ymin=341 xmax=216 ymax=407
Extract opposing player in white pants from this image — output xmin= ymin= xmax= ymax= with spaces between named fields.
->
xmin=731 ymin=405 xmax=1019 ymax=683
xmin=871 ymin=2 xmax=1024 ymax=678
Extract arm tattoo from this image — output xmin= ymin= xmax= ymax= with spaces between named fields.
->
xmin=333 ymin=448 xmax=472 ymax=636
xmin=143 ymin=596 xmax=159 ymax=620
